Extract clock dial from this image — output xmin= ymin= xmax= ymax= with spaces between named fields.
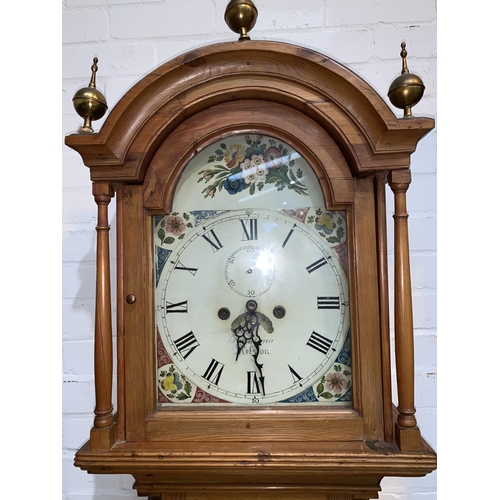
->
xmin=155 ymin=134 xmax=352 ymax=406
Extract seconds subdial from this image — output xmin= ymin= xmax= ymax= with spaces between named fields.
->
xmin=224 ymin=245 xmax=277 ymax=297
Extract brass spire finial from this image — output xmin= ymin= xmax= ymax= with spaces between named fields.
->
xmin=72 ymin=57 xmax=108 ymax=134
xmin=224 ymin=0 xmax=258 ymax=41
xmin=400 ymin=42 xmax=409 ymax=73
xmin=89 ymin=57 xmax=98 ymax=88
xmin=387 ymin=42 xmax=425 ymax=118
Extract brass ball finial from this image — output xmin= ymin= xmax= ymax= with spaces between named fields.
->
xmin=72 ymin=57 xmax=108 ymax=133
xmin=224 ymin=0 xmax=258 ymax=41
xmin=387 ymin=42 xmax=425 ymax=118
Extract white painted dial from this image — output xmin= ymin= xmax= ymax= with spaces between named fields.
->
xmin=156 ymin=208 xmax=349 ymax=404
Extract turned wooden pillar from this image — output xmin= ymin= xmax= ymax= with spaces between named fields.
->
xmin=90 ymin=181 xmax=117 ymax=450
xmin=388 ymin=170 xmax=420 ymax=451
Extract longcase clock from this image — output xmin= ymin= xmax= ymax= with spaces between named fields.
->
xmin=65 ymin=8 xmax=436 ymax=499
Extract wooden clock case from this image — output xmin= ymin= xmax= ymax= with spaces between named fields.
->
xmin=65 ymin=40 xmax=437 ymax=500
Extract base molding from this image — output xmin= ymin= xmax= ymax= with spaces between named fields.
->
xmin=144 ymin=487 xmax=379 ymax=500
xmin=135 ymin=476 xmax=383 ymax=499
xmin=75 ymin=438 xmax=435 ymax=500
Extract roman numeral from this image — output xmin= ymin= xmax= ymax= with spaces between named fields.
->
xmin=241 ymin=219 xmax=258 ymax=241
xmin=173 ymin=331 xmax=199 ymax=359
xmin=306 ymin=331 xmax=334 ymax=355
xmin=173 ymin=261 xmax=198 ymax=276
xmin=288 ymin=365 xmax=303 ymax=386
xmin=202 ymin=358 xmax=224 ymax=386
xmin=282 ymin=225 xmax=296 ymax=248
xmin=247 ymin=371 xmax=262 ymax=394
xmin=201 ymin=228 xmax=223 ymax=252
xmin=306 ymin=257 xmax=328 ymax=274
xmin=165 ymin=300 xmax=188 ymax=313
xmin=317 ymin=296 xmax=340 ymax=309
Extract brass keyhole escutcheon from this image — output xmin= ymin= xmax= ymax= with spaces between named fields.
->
xmin=126 ymin=294 xmax=136 ymax=304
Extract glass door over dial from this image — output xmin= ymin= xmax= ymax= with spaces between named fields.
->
xmin=154 ymin=134 xmax=352 ymax=406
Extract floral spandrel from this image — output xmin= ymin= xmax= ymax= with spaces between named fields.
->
xmin=159 ymin=365 xmax=194 ymax=402
xmin=157 ymin=212 xmax=193 ymax=245
xmin=307 ymin=208 xmax=346 ymax=246
xmin=315 ymin=364 xmax=351 ymax=401
xmin=197 ymin=136 xmax=308 ymax=198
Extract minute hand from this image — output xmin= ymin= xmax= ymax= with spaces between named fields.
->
xmin=246 ymin=312 xmax=266 ymax=396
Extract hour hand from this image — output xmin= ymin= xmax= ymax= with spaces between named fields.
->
xmin=231 ymin=307 xmax=274 ymax=359
xmin=231 ymin=315 xmax=249 ymax=361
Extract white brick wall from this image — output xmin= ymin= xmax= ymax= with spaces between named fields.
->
xmin=62 ymin=1 xmax=437 ymax=499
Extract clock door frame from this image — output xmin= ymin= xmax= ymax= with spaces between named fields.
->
xmin=115 ymin=99 xmax=383 ymax=444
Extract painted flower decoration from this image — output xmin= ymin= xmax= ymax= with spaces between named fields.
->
xmin=251 ymin=153 xmax=264 ymax=167
xmin=240 ymin=158 xmax=255 ymax=185
xmin=165 ymin=215 xmax=186 ymax=236
xmin=161 ymin=373 xmax=182 ymax=393
xmin=315 ymin=212 xmax=335 ymax=235
xmin=157 ymin=212 xmax=192 ymax=246
xmin=263 ymin=145 xmax=283 ymax=167
xmin=241 ymin=154 xmax=269 ymax=185
xmin=202 ymin=186 xmax=216 ymax=198
xmin=308 ymin=209 xmax=346 ymax=245
xmin=224 ymin=143 xmax=246 ymax=169
xmin=223 ymin=176 xmax=245 ymax=194
xmin=325 ymin=372 xmax=347 ymax=393
xmin=201 ymin=170 xmax=214 ymax=182
xmin=196 ymin=136 xmax=308 ymax=198
xmin=252 ymin=154 xmax=269 ymax=180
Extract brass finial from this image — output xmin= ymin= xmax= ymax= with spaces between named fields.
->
xmin=72 ymin=57 xmax=108 ymax=133
xmin=387 ymin=42 xmax=425 ymax=118
xmin=224 ymin=0 xmax=258 ymax=41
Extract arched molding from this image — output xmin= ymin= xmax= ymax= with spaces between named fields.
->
xmin=142 ymin=100 xmax=354 ymax=213
xmin=65 ymin=41 xmax=434 ymax=182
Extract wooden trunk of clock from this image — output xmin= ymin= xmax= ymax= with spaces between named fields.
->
xmin=65 ymin=41 xmax=436 ymax=500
